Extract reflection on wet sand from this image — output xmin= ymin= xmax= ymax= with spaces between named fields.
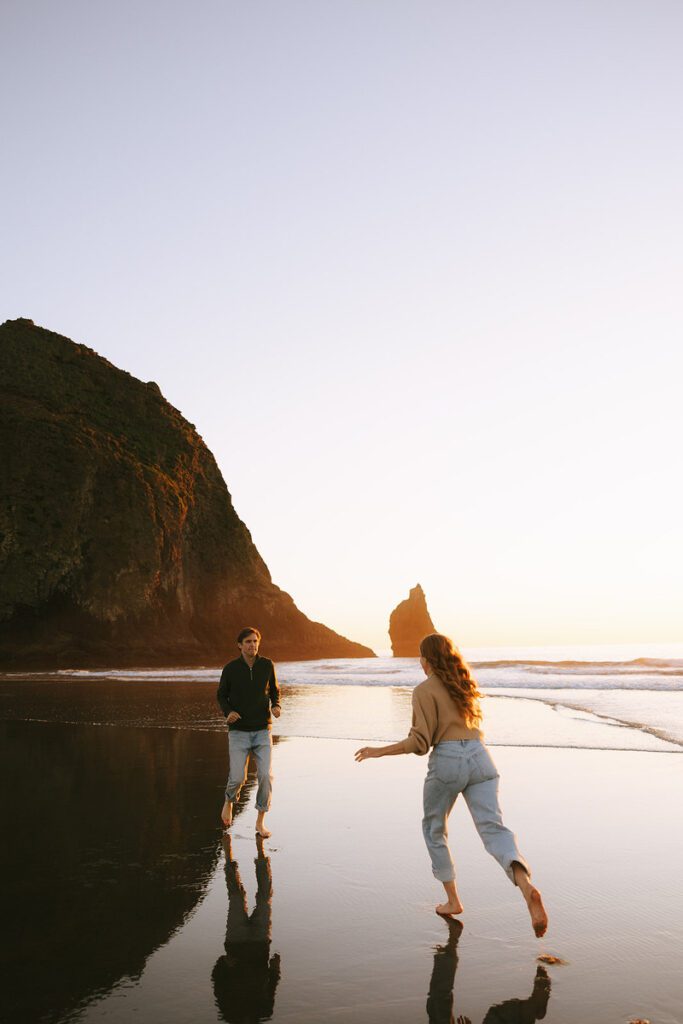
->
xmin=0 ymin=676 xmax=311 ymax=732
xmin=0 ymin=720 xmax=247 ymax=1024
xmin=478 ymin=967 xmax=550 ymax=1024
xmin=213 ymin=834 xmax=281 ymax=1023
xmin=427 ymin=919 xmax=464 ymax=1023
xmin=427 ymin=919 xmax=551 ymax=1024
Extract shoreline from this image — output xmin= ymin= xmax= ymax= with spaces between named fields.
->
xmin=1 ymin=674 xmax=679 ymax=753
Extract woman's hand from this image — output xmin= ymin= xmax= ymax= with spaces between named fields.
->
xmin=354 ymin=746 xmax=380 ymax=762
xmin=226 ymin=712 xmax=241 ymax=724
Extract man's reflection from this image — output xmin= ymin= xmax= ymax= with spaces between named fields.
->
xmin=212 ymin=835 xmax=281 ymax=1023
xmin=427 ymin=919 xmax=551 ymax=1024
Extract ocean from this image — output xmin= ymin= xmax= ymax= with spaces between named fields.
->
xmin=2 ymin=642 xmax=682 ymax=752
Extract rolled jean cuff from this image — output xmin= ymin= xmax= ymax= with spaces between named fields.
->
xmin=507 ymin=855 xmax=531 ymax=885
xmin=432 ymin=868 xmax=456 ymax=883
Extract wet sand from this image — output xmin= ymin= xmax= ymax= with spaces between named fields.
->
xmin=2 ymin=703 xmax=682 ymax=1023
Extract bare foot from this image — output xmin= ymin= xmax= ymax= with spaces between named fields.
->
xmin=527 ymin=887 xmax=548 ymax=938
xmin=221 ymin=801 xmax=232 ymax=827
xmin=255 ymin=814 xmax=271 ymax=838
xmin=512 ymin=863 xmax=548 ymax=938
xmin=436 ymin=897 xmax=464 ymax=917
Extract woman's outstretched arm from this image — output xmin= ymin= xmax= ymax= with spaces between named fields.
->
xmin=354 ymin=741 xmax=407 ymax=761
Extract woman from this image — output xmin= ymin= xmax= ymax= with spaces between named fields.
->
xmin=355 ymin=633 xmax=548 ymax=937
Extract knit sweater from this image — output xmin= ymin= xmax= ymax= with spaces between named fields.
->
xmin=401 ymin=673 xmax=483 ymax=755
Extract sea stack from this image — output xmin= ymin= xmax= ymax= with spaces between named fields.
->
xmin=0 ymin=319 xmax=375 ymax=666
xmin=389 ymin=584 xmax=436 ymax=657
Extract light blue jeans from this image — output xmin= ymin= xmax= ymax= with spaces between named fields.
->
xmin=225 ymin=729 xmax=273 ymax=812
xmin=422 ymin=739 xmax=530 ymax=884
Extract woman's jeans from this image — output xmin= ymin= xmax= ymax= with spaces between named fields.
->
xmin=422 ymin=739 xmax=530 ymax=884
xmin=225 ymin=729 xmax=273 ymax=812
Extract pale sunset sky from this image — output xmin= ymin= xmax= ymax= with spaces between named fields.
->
xmin=2 ymin=1 xmax=682 ymax=650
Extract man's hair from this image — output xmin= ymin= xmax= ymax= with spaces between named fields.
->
xmin=237 ymin=627 xmax=261 ymax=644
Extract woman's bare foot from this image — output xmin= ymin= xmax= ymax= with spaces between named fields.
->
xmin=221 ymin=800 xmax=232 ymax=827
xmin=436 ymin=897 xmax=464 ymax=917
xmin=512 ymin=862 xmax=548 ymax=937
xmin=255 ymin=813 xmax=271 ymax=838
xmin=436 ymin=879 xmax=463 ymax=916
xmin=527 ymin=887 xmax=548 ymax=938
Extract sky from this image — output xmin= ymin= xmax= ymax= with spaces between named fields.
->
xmin=2 ymin=1 xmax=682 ymax=651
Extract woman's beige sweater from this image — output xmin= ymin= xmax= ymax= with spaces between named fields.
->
xmin=401 ymin=673 xmax=483 ymax=755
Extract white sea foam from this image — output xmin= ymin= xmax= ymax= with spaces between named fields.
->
xmin=2 ymin=658 xmax=679 ymax=690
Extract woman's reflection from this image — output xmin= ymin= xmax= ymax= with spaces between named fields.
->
xmin=467 ymin=966 xmax=550 ymax=1024
xmin=428 ymin=918 xmax=464 ymax=1023
xmin=427 ymin=919 xmax=551 ymax=1024
xmin=212 ymin=834 xmax=281 ymax=1023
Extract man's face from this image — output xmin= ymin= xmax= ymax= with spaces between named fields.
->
xmin=239 ymin=633 xmax=260 ymax=659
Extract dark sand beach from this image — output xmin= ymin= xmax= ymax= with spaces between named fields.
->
xmin=2 ymin=674 xmax=682 ymax=1024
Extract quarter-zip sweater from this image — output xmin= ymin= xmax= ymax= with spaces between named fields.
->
xmin=217 ymin=655 xmax=281 ymax=731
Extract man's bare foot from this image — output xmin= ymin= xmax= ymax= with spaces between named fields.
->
xmin=255 ymin=814 xmax=271 ymax=838
xmin=436 ymin=897 xmax=464 ymax=917
xmin=221 ymin=801 xmax=232 ymax=827
xmin=527 ymin=887 xmax=548 ymax=938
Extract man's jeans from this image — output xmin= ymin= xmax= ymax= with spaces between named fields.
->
xmin=225 ymin=729 xmax=273 ymax=812
xmin=422 ymin=739 xmax=530 ymax=883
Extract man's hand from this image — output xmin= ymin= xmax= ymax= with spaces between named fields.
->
xmin=226 ymin=712 xmax=241 ymax=724
xmin=272 ymin=706 xmax=281 ymax=719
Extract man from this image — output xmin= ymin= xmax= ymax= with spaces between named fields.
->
xmin=217 ymin=627 xmax=281 ymax=838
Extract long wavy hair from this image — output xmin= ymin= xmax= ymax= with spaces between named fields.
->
xmin=419 ymin=633 xmax=483 ymax=728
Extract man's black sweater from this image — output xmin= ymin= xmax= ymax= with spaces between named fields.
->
xmin=217 ymin=655 xmax=280 ymax=731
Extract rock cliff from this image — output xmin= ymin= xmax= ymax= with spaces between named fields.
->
xmin=0 ymin=319 xmax=374 ymax=666
xmin=389 ymin=584 xmax=436 ymax=656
